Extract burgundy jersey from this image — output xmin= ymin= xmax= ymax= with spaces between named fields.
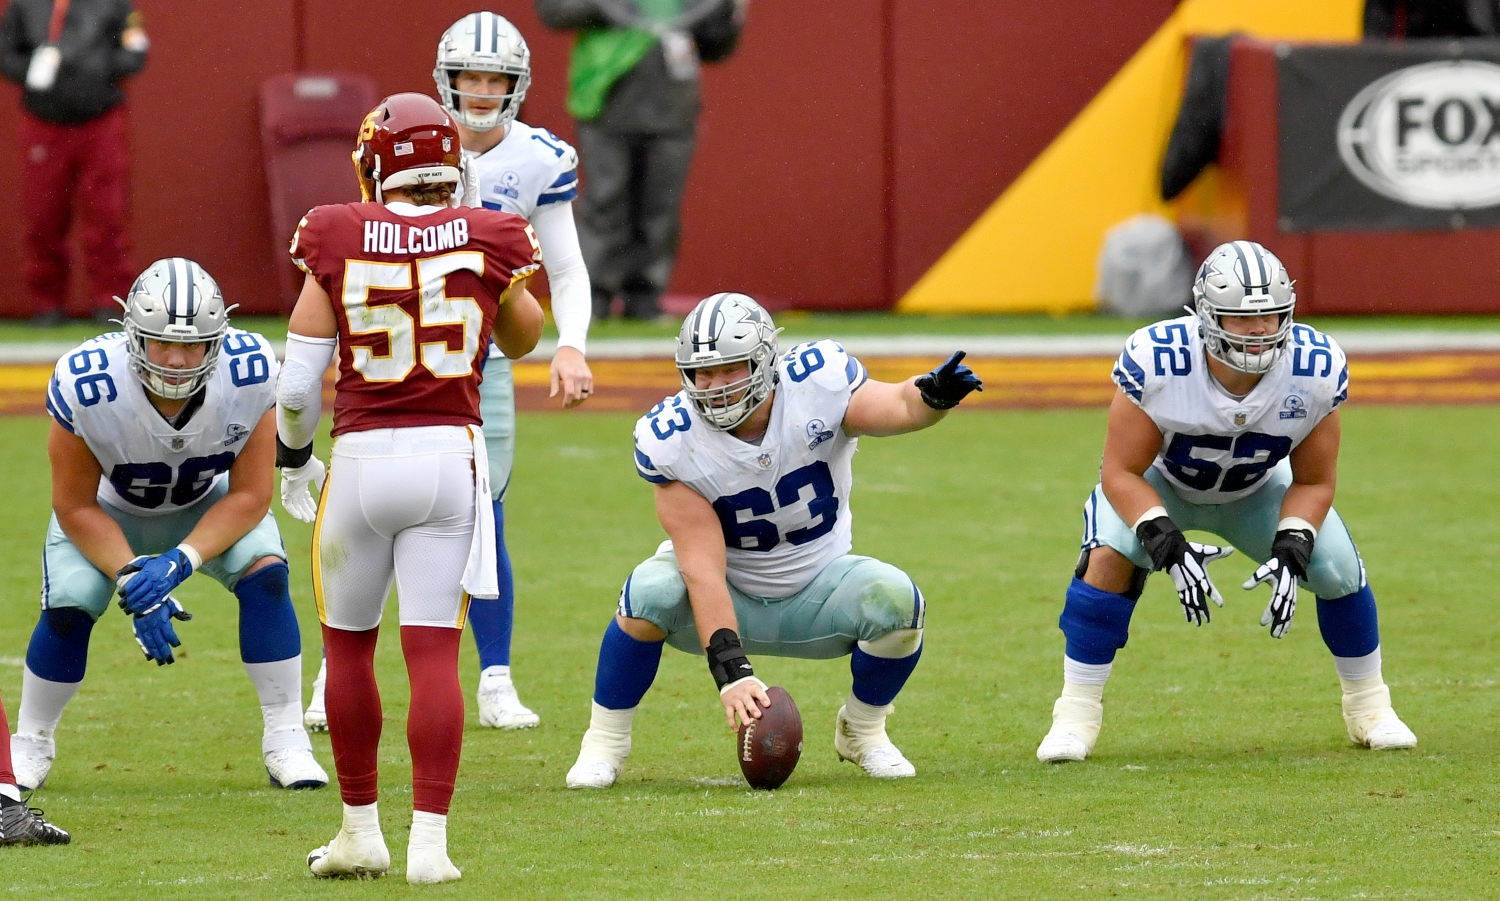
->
xmin=291 ymin=203 xmax=540 ymax=436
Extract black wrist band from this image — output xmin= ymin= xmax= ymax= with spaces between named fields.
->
xmin=706 ymin=628 xmax=754 ymax=690
xmin=1134 ymin=515 xmax=1184 ymax=572
xmin=1271 ymin=528 xmax=1315 ymax=580
xmin=276 ymin=437 xmax=314 ymax=470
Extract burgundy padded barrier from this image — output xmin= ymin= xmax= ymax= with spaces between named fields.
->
xmin=259 ymin=73 xmax=378 ymax=310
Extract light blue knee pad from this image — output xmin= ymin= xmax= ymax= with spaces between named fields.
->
xmin=616 ymin=547 xmax=922 ymax=660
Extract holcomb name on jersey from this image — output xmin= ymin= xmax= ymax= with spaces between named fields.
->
xmin=632 ymin=340 xmax=870 ymax=598
xmin=457 ymin=121 xmax=579 ymax=217
xmin=47 ymin=329 xmax=279 ymax=517
xmin=1112 ymin=315 xmax=1349 ymax=505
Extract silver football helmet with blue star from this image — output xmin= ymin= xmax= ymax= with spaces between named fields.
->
xmin=675 ymin=293 xmax=780 ymax=430
xmin=117 ymin=258 xmax=231 ymax=400
xmin=434 ymin=12 xmax=531 ymax=132
xmin=1193 ymin=240 xmax=1296 ymax=374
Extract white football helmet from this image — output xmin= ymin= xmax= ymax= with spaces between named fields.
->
xmin=676 ymin=293 xmax=780 ymax=430
xmin=1192 ymin=240 xmax=1296 ymax=374
xmin=434 ymin=12 xmax=531 ymax=132
xmin=118 ymin=258 xmax=232 ymax=400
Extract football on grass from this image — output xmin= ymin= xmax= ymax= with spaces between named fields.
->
xmin=737 ymin=685 xmax=803 ymax=790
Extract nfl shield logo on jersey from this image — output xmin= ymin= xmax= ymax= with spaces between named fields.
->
xmin=1233 ymin=412 xmax=1248 ymax=427
xmin=757 ymin=453 xmax=773 ymax=469
xmin=1280 ymin=395 xmax=1308 ymax=420
xmin=170 ymin=437 xmax=185 ymax=451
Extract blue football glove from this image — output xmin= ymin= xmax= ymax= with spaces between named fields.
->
xmin=117 ymin=549 xmax=194 ymax=615
xmin=131 ymin=597 xmax=192 ymax=666
xmin=915 ymin=351 xmax=984 ymax=410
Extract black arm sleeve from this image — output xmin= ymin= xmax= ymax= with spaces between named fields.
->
xmin=0 ymin=1 xmax=33 ymax=85
xmin=107 ymin=1 xmax=146 ymax=78
xmin=692 ymin=0 xmax=742 ymax=63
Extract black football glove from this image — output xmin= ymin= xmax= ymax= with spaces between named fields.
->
xmin=1244 ymin=526 xmax=1315 ymax=639
xmin=1136 ymin=515 xmax=1234 ymax=626
xmin=915 ymin=351 xmax=983 ymax=410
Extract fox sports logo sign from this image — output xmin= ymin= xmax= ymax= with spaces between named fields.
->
xmin=1337 ymin=60 xmax=1500 ymax=210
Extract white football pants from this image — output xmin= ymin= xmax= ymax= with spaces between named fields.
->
xmin=314 ymin=426 xmax=479 ymax=631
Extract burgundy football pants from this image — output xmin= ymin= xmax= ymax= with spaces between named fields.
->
xmin=20 ymin=107 xmax=135 ymax=315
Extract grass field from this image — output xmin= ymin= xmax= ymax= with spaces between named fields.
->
xmin=1 ymin=406 xmax=1498 ymax=899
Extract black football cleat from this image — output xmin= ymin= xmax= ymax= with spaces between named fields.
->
xmin=0 ymin=799 xmax=71 ymax=846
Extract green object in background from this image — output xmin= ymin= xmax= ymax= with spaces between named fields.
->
xmin=566 ymin=0 xmax=684 ymax=121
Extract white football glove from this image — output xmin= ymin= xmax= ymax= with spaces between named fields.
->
xmin=279 ymin=457 xmax=326 ymax=523
xmin=1245 ymin=557 xmax=1299 ymax=639
xmin=1167 ymin=541 xmax=1234 ymax=626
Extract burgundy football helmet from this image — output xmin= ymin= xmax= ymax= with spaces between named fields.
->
xmin=352 ymin=93 xmax=463 ymax=202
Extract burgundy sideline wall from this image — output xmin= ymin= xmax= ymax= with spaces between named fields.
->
xmin=0 ymin=0 xmax=1175 ymax=316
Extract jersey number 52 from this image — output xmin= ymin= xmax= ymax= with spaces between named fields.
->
xmin=342 ymin=254 xmax=486 ymax=382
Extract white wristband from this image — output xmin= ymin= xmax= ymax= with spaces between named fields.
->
xmin=1132 ymin=506 xmax=1168 ymax=531
xmin=719 ymin=675 xmax=767 ymax=697
xmin=175 ymin=543 xmax=203 ymax=571
xmin=1277 ymin=517 xmax=1318 ymax=538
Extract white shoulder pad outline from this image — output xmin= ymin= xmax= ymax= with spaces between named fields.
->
xmin=634 ymin=394 xmax=693 ymax=484
xmin=48 ymin=333 xmax=129 ymax=436
xmin=780 ymin=339 xmax=868 ymax=394
xmin=1287 ymin=323 xmax=1350 ymax=409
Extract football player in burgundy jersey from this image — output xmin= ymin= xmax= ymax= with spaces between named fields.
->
xmin=275 ymin=93 xmax=543 ymax=884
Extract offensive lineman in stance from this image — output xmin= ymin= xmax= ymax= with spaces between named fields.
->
xmin=277 ymin=94 xmax=543 ymax=882
xmin=11 ymin=259 xmax=325 ymax=794
xmin=1037 ymin=241 xmax=1417 ymax=763
xmin=566 ymin=293 xmax=983 ymax=788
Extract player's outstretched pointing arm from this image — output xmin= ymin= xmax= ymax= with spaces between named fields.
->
xmin=844 ymin=351 xmax=983 ymax=437
xmin=654 ymin=479 xmax=771 ymax=729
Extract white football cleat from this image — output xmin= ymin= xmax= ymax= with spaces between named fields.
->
xmin=308 ymin=829 xmax=390 ymax=879
xmin=1343 ymin=681 xmax=1417 ymax=750
xmin=10 ymin=732 xmax=55 ymax=792
xmin=265 ymin=747 xmax=329 ymax=790
xmin=565 ymin=756 xmax=622 ymax=789
xmin=304 ymin=657 xmax=328 ymax=732
xmin=1037 ymin=694 xmax=1103 ymax=763
xmin=407 ymin=847 xmax=462 ymax=884
xmin=476 ymin=666 xmax=539 ymax=730
xmin=834 ymin=704 xmax=916 ymax=779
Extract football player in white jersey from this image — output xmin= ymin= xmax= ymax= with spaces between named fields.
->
xmin=299 ymin=11 xmax=596 ymax=733
xmin=1037 ymin=241 xmax=1417 ymax=763
xmin=564 ymin=293 xmax=983 ymax=788
xmin=9 ymin=259 xmax=327 ymax=794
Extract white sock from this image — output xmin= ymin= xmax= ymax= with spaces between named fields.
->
xmin=0 ymin=783 xmax=20 ymax=802
xmin=1335 ymin=647 xmax=1382 ymax=686
xmin=579 ymin=702 xmax=635 ymax=758
xmin=342 ymin=802 xmax=381 ymax=835
xmin=842 ymin=694 xmax=892 ymax=732
xmin=409 ymin=811 xmax=447 ymax=851
xmin=17 ymin=665 xmax=82 ymax=738
xmin=245 ymin=656 xmax=305 ymax=735
xmin=1063 ymin=656 xmax=1112 ymax=687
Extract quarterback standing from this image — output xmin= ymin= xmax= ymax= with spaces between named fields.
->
xmin=9 ymin=258 xmax=326 ymax=794
xmin=1037 ymin=240 xmax=1417 ymax=762
xmin=277 ymin=93 xmax=543 ymax=883
xmin=565 ymin=293 xmax=982 ymax=788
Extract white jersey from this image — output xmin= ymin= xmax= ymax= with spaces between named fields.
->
xmin=46 ymin=330 xmax=280 ymax=516
xmin=633 ymin=340 xmax=871 ymax=597
xmin=1112 ymin=315 xmax=1348 ymax=505
xmin=455 ymin=120 xmax=579 ymax=217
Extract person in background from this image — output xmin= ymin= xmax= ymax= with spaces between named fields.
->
xmin=0 ymin=0 xmax=148 ymax=326
xmin=1364 ymin=0 xmax=1500 ymax=37
xmin=536 ymin=0 xmax=746 ymax=321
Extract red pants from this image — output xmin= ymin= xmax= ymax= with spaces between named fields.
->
xmin=20 ymin=107 xmax=135 ymax=315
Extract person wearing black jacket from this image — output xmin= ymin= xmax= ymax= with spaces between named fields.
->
xmin=536 ymin=0 xmax=745 ymax=321
xmin=1 ymin=0 xmax=147 ymax=326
